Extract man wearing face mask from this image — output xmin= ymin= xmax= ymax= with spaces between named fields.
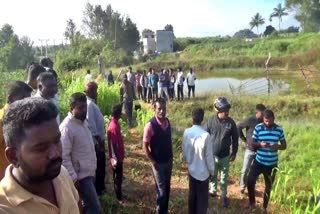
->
xmin=0 ymin=98 xmax=80 ymax=213
xmin=60 ymin=93 xmax=101 ymax=214
xmin=204 ymin=97 xmax=238 ymax=208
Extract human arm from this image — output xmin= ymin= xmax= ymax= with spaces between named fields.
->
xmin=205 ymin=134 xmax=215 ymax=176
xmin=120 ymin=86 xmax=124 ymax=103
xmin=182 ymin=130 xmax=193 ymax=165
xmin=143 ymin=123 xmax=156 ymax=164
xmin=230 ymin=121 xmax=239 ymax=162
xmin=270 ymin=128 xmax=287 ymax=151
xmin=203 ymin=117 xmax=211 ymax=134
xmin=60 ymin=127 xmax=78 ymax=182
xmin=237 ymin=117 xmax=250 ymax=144
xmin=86 ymin=103 xmax=101 ymax=144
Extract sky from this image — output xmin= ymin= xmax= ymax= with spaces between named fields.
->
xmin=0 ymin=0 xmax=299 ymax=46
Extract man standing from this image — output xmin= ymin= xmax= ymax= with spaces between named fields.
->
xmin=247 ymin=110 xmax=286 ymax=213
xmin=204 ymin=97 xmax=238 ymax=207
xmin=159 ymin=69 xmax=170 ymax=101
xmin=107 ymin=104 xmax=125 ymax=201
xmin=135 ymin=71 xmax=143 ymax=100
xmin=183 ymin=107 xmax=215 ymax=214
xmin=127 ymin=66 xmax=136 ymax=87
xmin=177 ymin=67 xmax=185 ymax=101
xmin=149 ymin=69 xmax=159 ymax=103
xmin=27 ymin=63 xmax=46 ymax=91
xmin=168 ymin=68 xmax=176 ymax=101
xmin=34 ymin=72 xmax=60 ymax=124
xmin=187 ymin=68 xmax=196 ymax=99
xmin=140 ymin=70 xmax=149 ymax=102
xmin=60 ymin=93 xmax=101 ymax=213
xmin=85 ymin=82 xmax=106 ymax=196
xmin=143 ymin=98 xmax=173 ymax=214
xmin=120 ymin=75 xmax=136 ymax=128
xmin=98 ymin=54 xmax=103 ymax=74
xmin=237 ymin=104 xmax=266 ymax=194
xmin=85 ymin=69 xmax=93 ymax=83
xmin=0 ymin=98 xmax=80 ymax=213
xmin=106 ymin=70 xmax=114 ymax=85
xmin=0 ymin=81 xmax=33 ymax=179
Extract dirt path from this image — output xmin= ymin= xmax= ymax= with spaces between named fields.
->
xmin=103 ymin=127 xmax=280 ymax=214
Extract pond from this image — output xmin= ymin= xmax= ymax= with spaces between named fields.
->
xmin=186 ymin=77 xmax=291 ymax=96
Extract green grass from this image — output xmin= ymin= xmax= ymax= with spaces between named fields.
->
xmin=135 ymin=95 xmax=320 ymax=213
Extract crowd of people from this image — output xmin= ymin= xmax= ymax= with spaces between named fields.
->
xmin=0 ymin=61 xmax=288 ymax=214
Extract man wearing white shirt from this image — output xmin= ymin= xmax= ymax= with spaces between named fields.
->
xmin=176 ymin=67 xmax=185 ymax=101
xmin=183 ymin=107 xmax=215 ymax=214
xmin=85 ymin=69 xmax=93 ymax=83
xmin=187 ymin=68 xmax=196 ymax=98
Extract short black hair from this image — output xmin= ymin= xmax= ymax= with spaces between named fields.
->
xmin=263 ymin=109 xmax=275 ymax=119
xmin=40 ymin=58 xmax=49 ymax=67
xmin=27 ymin=64 xmax=46 ymax=82
xmin=256 ymin=104 xmax=266 ymax=112
xmin=129 ymin=66 xmax=132 ymax=70
xmin=111 ymin=104 xmax=122 ymax=118
xmin=7 ymin=81 xmax=32 ymax=100
xmin=70 ymin=92 xmax=86 ymax=109
xmin=3 ymin=98 xmax=58 ymax=148
xmin=87 ymin=69 xmax=91 ymax=74
xmin=154 ymin=98 xmax=166 ymax=108
xmin=192 ymin=107 xmax=204 ymax=124
xmin=37 ymin=71 xmax=56 ymax=84
xmin=47 ymin=68 xmax=58 ymax=80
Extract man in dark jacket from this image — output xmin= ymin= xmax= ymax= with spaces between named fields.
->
xmin=204 ymin=97 xmax=238 ymax=207
xmin=237 ymin=104 xmax=266 ymax=194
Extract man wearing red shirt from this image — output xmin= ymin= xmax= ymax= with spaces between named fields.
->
xmin=107 ymin=104 xmax=125 ymax=201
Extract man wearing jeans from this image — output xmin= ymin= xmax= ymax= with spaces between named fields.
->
xmin=237 ymin=104 xmax=266 ymax=194
xmin=183 ymin=107 xmax=215 ymax=214
xmin=60 ymin=93 xmax=101 ymax=213
xmin=204 ymin=97 xmax=238 ymax=207
xmin=247 ymin=110 xmax=287 ymax=213
xmin=143 ymin=98 xmax=172 ymax=214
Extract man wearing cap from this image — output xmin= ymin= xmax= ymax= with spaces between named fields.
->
xmin=204 ymin=97 xmax=238 ymax=207
xmin=85 ymin=82 xmax=106 ymax=196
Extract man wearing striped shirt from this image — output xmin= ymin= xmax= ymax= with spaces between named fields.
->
xmin=247 ymin=109 xmax=287 ymax=213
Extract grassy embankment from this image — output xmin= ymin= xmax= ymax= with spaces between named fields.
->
xmin=135 ymin=33 xmax=320 ymax=73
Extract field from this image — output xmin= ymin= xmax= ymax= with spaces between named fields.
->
xmin=0 ymin=64 xmax=319 ymax=213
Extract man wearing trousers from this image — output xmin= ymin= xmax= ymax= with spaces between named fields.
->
xmin=247 ymin=110 xmax=287 ymax=213
xmin=204 ymin=97 xmax=238 ymax=207
xmin=183 ymin=107 xmax=215 ymax=214
xmin=237 ymin=104 xmax=266 ymax=194
xmin=143 ymin=98 xmax=172 ymax=214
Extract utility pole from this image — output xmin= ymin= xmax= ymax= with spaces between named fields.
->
xmin=114 ymin=17 xmax=117 ymax=49
xmin=38 ymin=39 xmax=43 ymax=56
xmin=45 ymin=39 xmax=49 ymax=57
xmin=265 ymin=52 xmax=271 ymax=96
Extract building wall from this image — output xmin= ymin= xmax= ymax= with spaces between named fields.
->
xmin=143 ymin=38 xmax=156 ymax=54
xmin=156 ymin=30 xmax=174 ymax=53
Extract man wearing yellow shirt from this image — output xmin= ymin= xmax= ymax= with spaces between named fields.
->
xmin=0 ymin=98 xmax=80 ymax=213
xmin=0 ymin=81 xmax=33 ymax=179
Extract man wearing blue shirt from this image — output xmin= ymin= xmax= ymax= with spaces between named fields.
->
xmin=247 ymin=109 xmax=287 ymax=213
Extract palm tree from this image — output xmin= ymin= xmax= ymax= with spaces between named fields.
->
xmin=270 ymin=3 xmax=288 ymax=31
xmin=249 ymin=13 xmax=265 ymax=35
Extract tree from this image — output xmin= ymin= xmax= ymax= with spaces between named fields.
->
xmin=249 ymin=13 xmax=265 ymax=34
xmin=121 ymin=17 xmax=140 ymax=52
xmin=286 ymin=0 xmax=320 ymax=32
xmin=270 ymin=3 xmax=289 ymax=31
xmin=64 ymin=19 xmax=77 ymax=43
xmin=164 ymin=24 xmax=174 ymax=33
xmin=233 ymin=29 xmax=257 ymax=39
xmin=264 ymin=25 xmax=276 ymax=36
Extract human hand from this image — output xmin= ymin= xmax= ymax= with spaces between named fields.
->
xmin=269 ymin=144 xmax=279 ymax=151
xmin=260 ymin=141 xmax=269 ymax=148
xmin=74 ymin=180 xmax=80 ymax=191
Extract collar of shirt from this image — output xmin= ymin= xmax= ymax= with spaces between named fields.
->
xmin=155 ymin=116 xmax=169 ymax=129
xmin=68 ymin=112 xmax=87 ymax=125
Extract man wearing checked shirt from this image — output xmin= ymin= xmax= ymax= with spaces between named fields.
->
xmin=247 ymin=109 xmax=287 ymax=214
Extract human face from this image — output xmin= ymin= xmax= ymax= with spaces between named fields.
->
xmin=15 ymin=119 xmax=62 ymax=183
xmin=40 ymin=79 xmax=57 ymax=99
xmin=264 ymin=117 xmax=274 ymax=128
xmin=154 ymin=102 xmax=166 ymax=120
xmin=256 ymin=110 xmax=264 ymax=120
xmin=218 ymin=110 xmax=229 ymax=120
xmin=72 ymin=101 xmax=87 ymax=121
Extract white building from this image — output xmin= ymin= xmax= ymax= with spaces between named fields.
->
xmin=156 ymin=30 xmax=174 ymax=53
xmin=142 ymin=31 xmax=156 ymax=55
